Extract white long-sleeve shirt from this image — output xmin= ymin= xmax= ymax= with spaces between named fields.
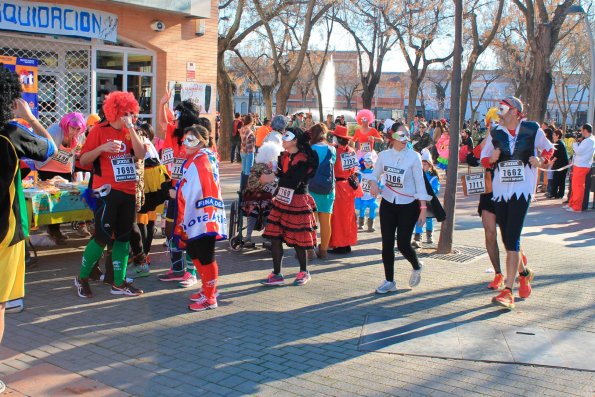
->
xmin=372 ymin=146 xmax=432 ymax=204
xmin=572 ymin=135 xmax=595 ymax=168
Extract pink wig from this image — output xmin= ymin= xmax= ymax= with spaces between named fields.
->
xmin=356 ymin=109 xmax=375 ymax=126
xmin=102 ymin=91 xmax=139 ymax=122
xmin=59 ymin=112 xmax=86 ymax=146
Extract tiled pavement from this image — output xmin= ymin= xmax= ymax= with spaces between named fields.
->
xmin=2 ymin=163 xmax=594 ymax=396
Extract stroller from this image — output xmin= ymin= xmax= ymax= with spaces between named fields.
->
xmin=228 ymin=171 xmax=275 ymax=252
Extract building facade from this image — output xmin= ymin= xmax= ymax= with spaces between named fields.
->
xmin=0 ymin=0 xmax=217 ymax=131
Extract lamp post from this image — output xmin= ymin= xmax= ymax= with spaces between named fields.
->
xmin=567 ymin=5 xmax=595 ymax=124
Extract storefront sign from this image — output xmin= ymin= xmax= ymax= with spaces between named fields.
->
xmin=1 ymin=55 xmax=39 ymax=116
xmin=0 ymin=1 xmax=118 ymax=42
xmin=168 ymin=81 xmax=213 ymax=114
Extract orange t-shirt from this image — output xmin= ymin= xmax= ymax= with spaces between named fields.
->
xmin=255 ymin=125 xmax=272 ymax=147
xmin=80 ymin=123 xmax=136 ymax=195
xmin=353 ymin=128 xmax=381 ymax=152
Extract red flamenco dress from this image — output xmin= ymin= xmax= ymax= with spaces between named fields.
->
xmin=329 ymin=144 xmax=363 ymax=253
xmin=263 ymin=151 xmax=318 ymax=249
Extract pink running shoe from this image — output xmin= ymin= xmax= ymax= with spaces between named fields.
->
xmin=261 ymin=272 xmax=285 ymax=286
xmin=293 ymin=271 xmax=311 ymax=286
xmin=158 ymin=270 xmax=189 ymax=282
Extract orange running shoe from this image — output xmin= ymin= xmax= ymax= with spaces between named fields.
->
xmin=492 ymin=289 xmax=515 ymax=309
xmin=488 ymin=273 xmax=504 ymax=290
xmin=518 ymin=268 xmax=534 ymax=299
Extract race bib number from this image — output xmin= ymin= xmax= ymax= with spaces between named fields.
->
xmin=340 ymin=152 xmax=358 ymax=170
xmin=275 ymin=187 xmax=294 ymax=205
xmin=111 ymin=157 xmax=136 ymax=182
xmin=162 ymin=148 xmax=174 ymax=165
xmin=361 ymin=179 xmax=371 ymax=193
xmin=359 ymin=141 xmax=371 ymax=152
xmin=52 ymin=149 xmax=74 ymax=165
xmin=463 ymin=172 xmax=486 ymax=195
xmin=262 ymin=181 xmax=277 ymax=194
xmin=384 ymin=166 xmax=406 ymax=189
xmin=171 ymin=158 xmax=185 ymax=181
xmin=499 ymin=160 xmax=525 ymax=183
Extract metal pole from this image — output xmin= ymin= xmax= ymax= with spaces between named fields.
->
xmin=585 ymin=16 xmax=595 ymax=125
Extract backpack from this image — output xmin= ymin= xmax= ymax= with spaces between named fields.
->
xmin=309 ymin=147 xmax=334 ymax=194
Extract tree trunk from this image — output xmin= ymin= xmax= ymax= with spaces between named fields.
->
xmin=459 ymin=55 xmax=477 ymax=124
xmin=526 ymin=24 xmax=553 ymax=121
xmin=346 ymin=96 xmax=352 ymax=109
xmin=261 ymin=86 xmax=273 ymax=120
xmin=437 ymin=0 xmax=462 ymax=254
xmin=361 ymin=87 xmax=373 ymax=109
xmin=407 ymin=74 xmax=419 ymax=122
xmin=248 ymin=89 xmax=254 ymax=113
xmin=314 ymin=78 xmax=324 ymax=122
xmin=217 ymin=50 xmax=234 ymax=160
xmin=275 ymin=85 xmax=291 ymax=116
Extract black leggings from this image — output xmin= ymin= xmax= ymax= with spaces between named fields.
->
xmin=93 ymin=189 xmax=136 ymax=246
xmin=494 ymin=195 xmax=530 ymax=252
xmin=130 ymin=223 xmax=144 ymax=258
xmin=138 ymin=221 xmax=155 ymax=256
xmin=380 ymin=199 xmax=421 ymax=282
xmin=186 ymin=235 xmax=216 ymax=264
xmin=271 ymin=239 xmax=307 ymax=275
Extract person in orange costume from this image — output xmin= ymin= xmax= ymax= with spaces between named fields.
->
xmin=329 ymin=125 xmax=363 ymax=254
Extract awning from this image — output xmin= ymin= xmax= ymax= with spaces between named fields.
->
xmin=106 ymin=0 xmax=211 ymax=18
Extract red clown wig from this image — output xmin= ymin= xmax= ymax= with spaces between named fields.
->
xmin=102 ymin=91 xmax=140 ymax=122
xmin=356 ymin=109 xmax=375 ymax=126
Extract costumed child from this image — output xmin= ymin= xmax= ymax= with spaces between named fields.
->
xmin=436 ymin=127 xmax=450 ymax=171
xmin=356 ymin=152 xmax=381 ymax=232
xmin=242 ymin=142 xmax=283 ymax=248
xmin=174 ymin=125 xmax=226 ymax=311
xmin=412 ymin=149 xmax=440 ymax=247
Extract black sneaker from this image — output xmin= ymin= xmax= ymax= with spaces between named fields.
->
xmin=111 ymin=282 xmax=144 ymax=296
xmin=74 ymin=276 xmax=93 ymax=298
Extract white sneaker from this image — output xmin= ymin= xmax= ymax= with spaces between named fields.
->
xmin=566 ymin=207 xmax=580 ymax=212
xmin=562 ymin=205 xmax=569 ymax=209
xmin=375 ymin=280 xmax=397 ymax=294
xmin=178 ymin=274 xmax=198 ymax=288
xmin=409 ymin=263 xmax=423 ymax=288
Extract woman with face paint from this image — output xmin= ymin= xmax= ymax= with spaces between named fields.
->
xmin=259 ymin=128 xmax=319 ymax=286
xmin=174 ymin=125 xmax=226 ymax=311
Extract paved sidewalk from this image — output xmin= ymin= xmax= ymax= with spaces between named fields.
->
xmin=2 ymin=162 xmax=594 ymax=396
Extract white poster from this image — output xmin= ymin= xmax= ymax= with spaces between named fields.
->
xmin=168 ymin=81 xmax=213 ymax=114
xmin=0 ymin=0 xmax=118 ymax=42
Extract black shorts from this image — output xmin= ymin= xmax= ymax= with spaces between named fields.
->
xmin=477 ymin=192 xmax=495 ymax=216
xmin=93 ymin=189 xmax=136 ymax=245
xmin=494 ymin=194 xmax=531 ymax=252
xmin=139 ymin=190 xmax=167 ymax=214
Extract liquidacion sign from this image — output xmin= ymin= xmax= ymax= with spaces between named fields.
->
xmin=0 ymin=1 xmax=118 ymax=42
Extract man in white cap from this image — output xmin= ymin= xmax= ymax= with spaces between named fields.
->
xmin=480 ymin=96 xmax=554 ymax=309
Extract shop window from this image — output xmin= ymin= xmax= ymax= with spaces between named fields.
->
xmin=128 ymin=54 xmax=153 ymax=73
xmin=96 ymin=51 xmax=124 ymax=70
xmin=127 ymin=75 xmax=153 ymax=114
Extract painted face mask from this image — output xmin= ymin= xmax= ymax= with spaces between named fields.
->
xmin=497 ymin=104 xmax=511 ymax=117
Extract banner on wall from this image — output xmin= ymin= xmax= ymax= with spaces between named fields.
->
xmin=168 ymin=81 xmax=213 ymax=114
xmin=0 ymin=0 xmax=118 ymax=42
xmin=1 ymin=55 xmax=39 ymax=117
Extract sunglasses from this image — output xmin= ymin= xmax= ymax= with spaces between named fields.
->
xmin=391 ymin=132 xmax=408 ymax=141
xmin=183 ymin=136 xmax=200 ymax=148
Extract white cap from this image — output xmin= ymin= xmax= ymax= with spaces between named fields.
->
xmin=421 ymin=148 xmax=432 ymax=164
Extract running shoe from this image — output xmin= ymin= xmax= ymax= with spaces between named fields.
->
xmin=178 ymin=274 xmax=198 ymax=288
xmin=491 ymin=289 xmax=515 ymax=309
xmin=260 ymin=272 xmax=285 ymax=286
xmin=375 ymin=280 xmax=397 ymax=294
xmin=562 ymin=204 xmax=569 ymax=209
xmin=518 ymin=268 xmax=534 ymax=299
xmin=488 ymin=273 xmax=504 ymax=290
xmin=158 ymin=270 xmax=189 ymax=282
xmin=5 ymin=298 xmax=24 ymax=314
xmin=189 ymin=290 xmax=220 ymax=302
xmin=188 ymin=296 xmax=218 ymax=311
xmin=111 ymin=282 xmax=144 ymax=296
xmin=566 ymin=207 xmax=580 ymax=212
xmin=77 ymin=223 xmax=92 ymax=238
xmin=293 ymin=271 xmax=311 ymax=286
xmin=74 ymin=276 xmax=93 ymax=298
xmin=409 ymin=263 xmax=423 ymax=288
